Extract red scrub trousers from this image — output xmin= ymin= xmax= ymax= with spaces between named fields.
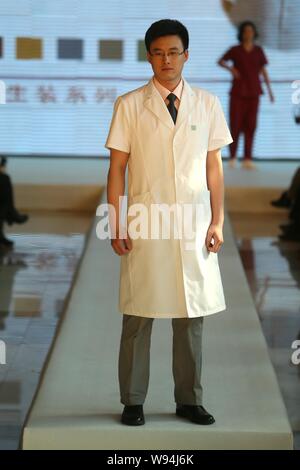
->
xmin=229 ymin=94 xmax=260 ymax=160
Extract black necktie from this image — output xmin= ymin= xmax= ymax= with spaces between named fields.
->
xmin=166 ymin=93 xmax=178 ymax=124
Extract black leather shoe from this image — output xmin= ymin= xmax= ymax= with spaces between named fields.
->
xmin=176 ymin=404 xmax=215 ymax=425
xmin=7 ymin=211 xmax=29 ymax=226
xmin=121 ymin=405 xmax=145 ymax=426
xmin=0 ymin=236 xmax=14 ymax=247
xmin=279 ymin=226 xmax=300 ymax=242
xmin=279 ymin=223 xmax=291 ymax=232
xmin=271 ymin=191 xmax=291 ymax=208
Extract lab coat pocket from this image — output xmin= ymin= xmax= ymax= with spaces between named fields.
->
xmin=127 ymin=190 xmax=152 ymax=243
xmin=194 ymin=189 xmax=213 ymax=260
xmin=193 ymin=189 xmax=212 ymax=230
xmin=181 ymin=189 xmax=211 ymax=253
xmin=187 ymin=115 xmax=209 ymax=155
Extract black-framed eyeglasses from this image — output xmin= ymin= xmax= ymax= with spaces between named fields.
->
xmin=149 ymin=50 xmax=186 ymax=59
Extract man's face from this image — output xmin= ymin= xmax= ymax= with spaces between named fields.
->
xmin=147 ymin=35 xmax=188 ymax=83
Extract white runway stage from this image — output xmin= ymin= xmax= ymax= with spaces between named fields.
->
xmin=20 ymin=171 xmax=293 ymax=449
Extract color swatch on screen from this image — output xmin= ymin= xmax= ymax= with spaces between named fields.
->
xmin=16 ymin=37 xmax=42 ymax=59
xmin=137 ymin=40 xmax=147 ymax=61
xmin=3 ymin=36 xmax=152 ymax=61
xmin=99 ymin=40 xmax=123 ymax=60
xmin=58 ymin=39 xmax=83 ymax=59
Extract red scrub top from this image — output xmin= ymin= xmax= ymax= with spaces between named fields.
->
xmin=220 ymin=44 xmax=268 ymax=97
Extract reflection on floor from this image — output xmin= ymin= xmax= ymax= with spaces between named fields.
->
xmin=0 ymin=211 xmax=92 ymax=450
xmin=0 ymin=209 xmax=299 ymax=449
xmin=230 ymin=212 xmax=300 ymax=451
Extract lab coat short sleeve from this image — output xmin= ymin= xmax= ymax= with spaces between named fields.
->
xmin=208 ymin=95 xmax=233 ymax=151
xmin=105 ymin=96 xmax=131 ymax=153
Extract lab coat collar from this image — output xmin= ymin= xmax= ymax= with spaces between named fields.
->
xmin=143 ymin=74 xmax=197 ymax=131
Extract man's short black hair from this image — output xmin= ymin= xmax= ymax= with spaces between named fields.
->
xmin=145 ymin=19 xmax=189 ymax=52
xmin=237 ymin=21 xmax=259 ymax=42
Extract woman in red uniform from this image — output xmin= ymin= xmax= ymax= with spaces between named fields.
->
xmin=218 ymin=21 xmax=274 ymax=170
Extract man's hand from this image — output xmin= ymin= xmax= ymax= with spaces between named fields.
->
xmin=205 ymin=223 xmax=224 ymax=253
xmin=111 ymin=230 xmax=133 ymax=256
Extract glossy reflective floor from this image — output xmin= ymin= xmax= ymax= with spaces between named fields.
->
xmin=0 ymin=209 xmax=299 ymax=449
xmin=0 ymin=211 xmax=92 ymax=449
xmin=230 ymin=211 xmax=300 ymax=450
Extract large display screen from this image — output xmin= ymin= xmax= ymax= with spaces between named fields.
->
xmin=0 ymin=0 xmax=299 ymax=159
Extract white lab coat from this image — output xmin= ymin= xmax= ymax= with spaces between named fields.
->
xmin=105 ymin=75 xmax=233 ymax=318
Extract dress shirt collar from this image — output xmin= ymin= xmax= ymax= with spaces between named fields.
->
xmin=152 ymin=75 xmax=183 ymax=102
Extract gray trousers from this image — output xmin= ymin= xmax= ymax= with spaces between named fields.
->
xmin=118 ymin=314 xmax=204 ymax=406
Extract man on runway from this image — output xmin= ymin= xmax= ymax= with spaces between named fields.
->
xmin=105 ymin=19 xmax=233 ymax=426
